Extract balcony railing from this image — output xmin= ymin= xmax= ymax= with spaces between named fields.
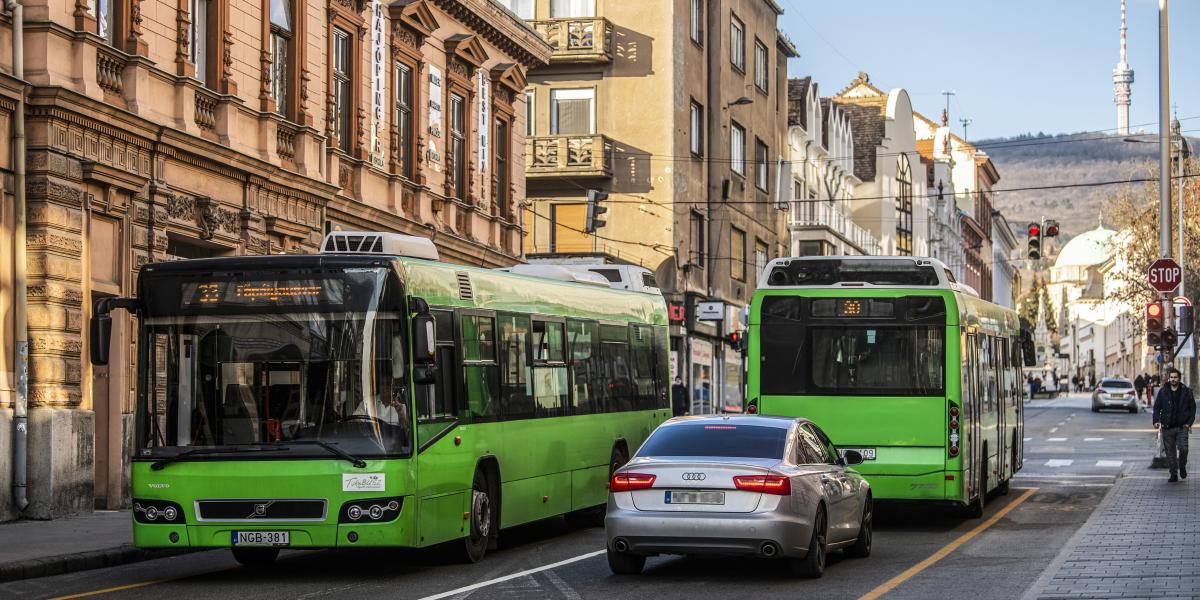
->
xmin=194 ymin=89 xmax=218 ymax=132
xmin=96 ymin=47 xmax=127 ymax=97
xmin=530 ymin=17 xmax=613 ymax=63
xmin=790 ymin=200 xmax=882 ymax=255
xmin=526 ymin=135 xmax=613 ymax=179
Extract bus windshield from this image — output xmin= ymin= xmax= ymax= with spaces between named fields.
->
xmin=138 ymin=267 xmax=412 ymax=458
xmin=759 ymin=296 xmax=946 ymax=397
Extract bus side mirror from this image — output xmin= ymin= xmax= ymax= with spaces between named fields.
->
xmin=413 ymin=313 xmax=435 ymax=364
xmin=90 ymin=314 xmax=112 ymax=366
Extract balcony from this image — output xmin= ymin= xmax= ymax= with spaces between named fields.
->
xmin=526 ymin=135 xmax=613 ymax=179
xmin=790 ymin=200 xmax=882 ymax=256
xmin=530 ymin=18 xmax=613 ymax=63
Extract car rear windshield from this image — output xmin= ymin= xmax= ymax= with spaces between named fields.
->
xmin=637 ymin=424 xmax=788 ymax=459
xmin=1102 ymin=380 xmax=1133 ymax=389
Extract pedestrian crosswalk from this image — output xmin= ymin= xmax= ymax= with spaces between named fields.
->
xmin=1041 ymin=459 xmax=1124 ymax=467
xmin=1024 ymin=437 xmax=1131 ymax=442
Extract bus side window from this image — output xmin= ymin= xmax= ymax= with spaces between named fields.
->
xmin=498 ymin=314 xmax=531 ymax=420
xmin=599 ymin=324 xmax=633 ymax=412
xmin=631 ymin=325 xmax=655 ymax=411
xmin=653 ymin=325 xmax=670 ymax=409
xmin=567 ymin=319 xmax=598 ymax=414
xmin=460 ymin=313 xmax=499 ymax=422
xmin=417 ymin=309 xmax=458 ymax=424
xmin=530 ymin=319 xmax=568 ymax=418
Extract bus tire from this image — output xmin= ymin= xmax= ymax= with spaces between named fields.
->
xmin=231 ymin=547 xmax=279 ymax=567
xmin=455 ymin=468 xmax=494 ymax=563
xmin=565 ymin=445 xmax=627 ymax=529
xmin=789 ymin=504 xmax=826 ymax=578
xmin=844 ymin=493 xmax=872 ymax=558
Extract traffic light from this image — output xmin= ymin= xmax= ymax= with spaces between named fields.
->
xmin=1162 ymin=328 xmax=1178 ymax=350
xmin=585 ymin=189 xmax=608 ymax=233
xmin=1146 ymin=302 xmax=1164 ymax=347
xmin=1177 ymin=304 xmax=1194 ymax=336
xmin=1026 ymin=222 xmax=1042 ymax=260
xmin=727 ymin=330 xmax=746 ymax=353
xmin=1044 ymin=220 xmax=1060 ymax=237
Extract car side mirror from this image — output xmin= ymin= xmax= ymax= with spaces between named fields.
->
xmin=841 ymin=450 xmax=864 ymax=466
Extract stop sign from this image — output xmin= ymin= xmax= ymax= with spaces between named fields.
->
xmin=1147 ymin=258 xmax=1182 ymax=293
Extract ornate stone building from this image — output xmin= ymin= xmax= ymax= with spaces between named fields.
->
xmin=0 ymin=0 xmax=550 ymax=520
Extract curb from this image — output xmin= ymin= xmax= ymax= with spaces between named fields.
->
xmin=0 ymin=545 xmax=199 ymax=583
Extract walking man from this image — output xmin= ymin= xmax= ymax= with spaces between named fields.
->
xmin=671 ymin=376 xmax=689 ymax=417
xmin=1152 ymin=368 xmax=1195 ymax=482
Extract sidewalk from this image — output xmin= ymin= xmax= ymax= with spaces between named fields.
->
xmin=1023 ymin=450 xmax=1200 ymax=599
xmin=0 ymin=510 xmax=193 ymax=582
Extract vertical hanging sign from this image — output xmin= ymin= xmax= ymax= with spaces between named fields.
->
xmin=478 ymin=70 xmax=489 ymax=173
xmin=369 ymin=0 xmax=386 ymax=167
xmin=427 ymin=66 xmax=443 ymax=166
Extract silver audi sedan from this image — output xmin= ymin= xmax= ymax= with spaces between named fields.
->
xmin=605 ymin=415 xmax=872 ymax=578
xmin=1091 ymin=377 xmax=1139 ymax=413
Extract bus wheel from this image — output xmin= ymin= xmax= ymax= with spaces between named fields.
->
xmin=962 ymin=464 xmax=986 ymax=518
xmin=566 ymin=446 xmax=627 ymax=529
xmin=231 ymin=547 xmax=280 ymax=567
xmin=456 ymin=469 xmax=494 ymax=563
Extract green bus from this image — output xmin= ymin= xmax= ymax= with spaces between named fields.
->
xmin=744 ymin=257 xmax=1032 ymax=516
xmin=90 ymin=232 xmax=671 ymax=564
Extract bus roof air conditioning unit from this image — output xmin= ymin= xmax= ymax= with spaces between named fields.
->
xmin=321 ymin=231 xmax=440 ymax=261
xmin=496 ymin=264 xmax=612 ymax=287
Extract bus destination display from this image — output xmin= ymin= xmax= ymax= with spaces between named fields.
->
xmin=181 ymin=280 xmax=345 ymax=308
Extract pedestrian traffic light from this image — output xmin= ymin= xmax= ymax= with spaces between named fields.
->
xmin=727 ymin=330 xmax=746 ymax=353
xmin=1146 ymin=302 xmax=1164 ymax=347
xmin=1044 ymin=220 xmax=1060 ymax=237
xmin=1027 ymin=222 xmax=1042 ymax=260
xmin=1177 ymin=304 xmax=1194 ymax=336
xmin=1162 ymin=328 xmax=1178 ymax=350
xmin=585 ymin=189 xmax=608 ymax=233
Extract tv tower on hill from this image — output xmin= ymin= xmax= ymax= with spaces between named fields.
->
xmin=1113 ymin=0 xmax=1134 ymax=135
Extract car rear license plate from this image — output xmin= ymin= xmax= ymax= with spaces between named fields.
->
xmin=665 ymin=491 xmax=725 ymax=505
xmin=842 ymin=448 xmax=876 ymax=460
xmin=232 ymin=531 xmax=290 ymax=547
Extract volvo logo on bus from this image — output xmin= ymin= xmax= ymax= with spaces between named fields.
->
xmin=681 ymin=472 xmax=706 ymax=481
xmin=250 ymin=502 xmax=274 ymax=518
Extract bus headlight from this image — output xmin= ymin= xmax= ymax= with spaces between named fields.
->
xmin=339 ymin=497 xmax=403 ymax=523
xmin=133 ymin=499 xmax=186 ymax=524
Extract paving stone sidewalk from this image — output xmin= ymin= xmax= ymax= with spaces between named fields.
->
xmin=1023 ymin=458 xmax=1200 ymax=600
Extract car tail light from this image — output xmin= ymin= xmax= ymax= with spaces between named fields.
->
xmin=611 ymin=473 xmax=656 ymax=492
xmin=733 ymin=475 xmax=791 ymax=496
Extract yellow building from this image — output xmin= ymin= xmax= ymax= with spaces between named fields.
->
xmin=511 ymin=0 xmax=796 ymax=413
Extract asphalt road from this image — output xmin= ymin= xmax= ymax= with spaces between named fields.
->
xmin=0 ymin=393 xmax=1160 ymax=600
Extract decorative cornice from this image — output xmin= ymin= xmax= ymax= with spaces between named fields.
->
xmin=428 ymin=0 xmax=551 ymax=68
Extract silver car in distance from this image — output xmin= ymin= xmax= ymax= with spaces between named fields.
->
xmin=605 ymin=415 xmax=872 ymax=578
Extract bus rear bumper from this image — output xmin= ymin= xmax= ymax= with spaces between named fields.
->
xmin=860 ymin=471 xmax=962 ymax=502
xmin=134 ymin=521 xmax=419 ymax=549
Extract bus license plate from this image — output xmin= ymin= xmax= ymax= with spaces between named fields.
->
xmin=665 ymin=491 xmax=725 ymax=505
xmin=843 ymin=448 xmax=876 ymax=460
xmin=232 ymin=531 xmax=290 ymax=547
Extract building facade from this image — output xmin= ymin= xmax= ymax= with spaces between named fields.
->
xmin=0 ymin=0 xmax=551 ymax=521
xmin=517 ymin=0 xmax=795 ymax=415
xmin=991 ymin=210 xmax=1020 ymax=308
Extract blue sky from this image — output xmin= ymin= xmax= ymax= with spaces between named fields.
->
xmin=779 ymin=0 xmax=1199 ymax=141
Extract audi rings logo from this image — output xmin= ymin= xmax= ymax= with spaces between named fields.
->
xmin=681 ymin=472 xmax=706 ymax=481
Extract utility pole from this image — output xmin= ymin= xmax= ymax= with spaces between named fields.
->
xmin=1157 ymin=0 xmax=1174 ymax=384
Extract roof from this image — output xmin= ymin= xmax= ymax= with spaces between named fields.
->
xmin=830 ymin=100 xmax=885 ymax=181
xmin=787 ymin=77 xmax=812 ymax=128
xmin=1053 ymin=224 xmax=1118 ymax=269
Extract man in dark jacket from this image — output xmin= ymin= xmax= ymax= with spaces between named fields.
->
xmin=1153 ymin=368 xmax=1196 ymax=482
xmin=671 ymin=377 xmax=689 ymax=417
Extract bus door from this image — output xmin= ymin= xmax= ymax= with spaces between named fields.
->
xmin=965 ymin=334 xmax=983 ymax=500
xmin=993 ymin=337 xmax=1006 ymax=483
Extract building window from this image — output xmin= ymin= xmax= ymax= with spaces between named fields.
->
xmin=731 ymin=226 xmax=746 ymax=281
xmin=754 ymin=240 xmax=768 ymax=284
xmin=797 ymin=240 xmax=832 ymax=256
xmin=690 ymin=0 xmax=703 ymax=44
xmin=551 ymin=0 xmax=594 ymax=17
xmin=689 ymin=101 xmax=703 ymax=156
xmin=497 ymin=0 xmax=533 ymax=19
xmin=730 ymin=15 xmax=745 ymax=71
xmin=97 ymin=0 xmax=117 ymax=45
xmin=449 ymin=93 xmax=467 ymax=200
xmin=730 ymin=121 xmax=745 ymax=176
xmin=754 ymin=138 xmax=769 ymax=191
xmin=332 ymin=28 xmax=352 ymax=153
xmin=552 ymin=203 xmax=590 ymax=253
xmin=189 ymin=0 xmax=211 ymax=85
xmin=690 ymin=210 xmax=706 ymax=268
xmin=895 ymin=154 xmax=913 ymax=256
xmin=525 ymin=90 xmax=535 ymax=136
xmin=394 ymin=62 xmax=414 ymax=177
xmin=550 ymin=88 xmax=593 ymax=135
xmin=495 ymin=117 xmax=510 ymax=218
xmin=754 ymin=40 xmax=768 ymax=91
xmin=269 ymin=0 xmax=293 ymax=117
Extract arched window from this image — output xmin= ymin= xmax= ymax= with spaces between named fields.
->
xmin=895 ymin=154 xmax=913 ymax=256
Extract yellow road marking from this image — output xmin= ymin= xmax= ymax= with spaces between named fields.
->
xmin=858 ymin=487 xmax=1038 ymax=600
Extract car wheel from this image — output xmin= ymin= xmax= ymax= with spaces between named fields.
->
xmin=844 ymin=494 xmax=872 ymax=558
xmin=231 ymin=547 xmax=279 ymax=566
xmin=1129 ymin=405 xmax=1138 ymax=414
xmin=453 ymin=468 xmax=493 ymax=563
xmin=607 ymin=545 xmax=646 ymax=575
xmin=566 ymin=446 xmax=627 ymax=529
xmin=789 ymin=505 xmax=827 ymax=578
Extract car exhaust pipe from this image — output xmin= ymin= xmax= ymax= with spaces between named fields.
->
xmin=760 ymin=542 xmax=779 ymax=557
xmin=613 ymin=539 xmax=629 ymax=553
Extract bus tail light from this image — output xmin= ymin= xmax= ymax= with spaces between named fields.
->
xmin=611 ymin=473 xmax=656 ymax=492
xmin=948 ymin=403 xmax=960 ymax=459
xmin=733 ymin=475 xmax=791 ymax=496
xmin=746 ymin=398 xmax=759 ymax=414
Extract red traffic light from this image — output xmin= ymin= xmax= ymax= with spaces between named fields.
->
xmin=1044 ymin=220 xmax=1060 ymax=237
xmin=1147 ymin=303 xmax=1163 ymax=318
xmin=1027 ymin=223 xmax=1040 ymax=237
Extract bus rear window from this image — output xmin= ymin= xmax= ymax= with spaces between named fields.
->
xmin=637 ymin=424 xmax=787 ymax=459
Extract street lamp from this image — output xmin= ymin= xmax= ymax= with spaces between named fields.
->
xmin=727 ymin=96 xmax=753 ymax=108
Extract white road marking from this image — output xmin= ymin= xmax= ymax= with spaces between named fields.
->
xmin=1023 ymin=437 xmax=1033 ymax=442
xmin=418 ymin=550 xmax=605 ymax=600
xmin=1045 ymin=459 xmax=1073 ymax=467
xmin=1120 ymin=438 xmax=1136 ymax=441
xmin=1084 ymin=437 xmax=1103 ymax=442
xmin=1049 ymin=428 xmax=1059 ymax=433
xmin=1047 ymin=437 xmax=1067 ymax=442
xmin=1096 ymin=460 xmax=1123 ymax=467
xmin=1015 ymin=474 xmax=1113 ymax=479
